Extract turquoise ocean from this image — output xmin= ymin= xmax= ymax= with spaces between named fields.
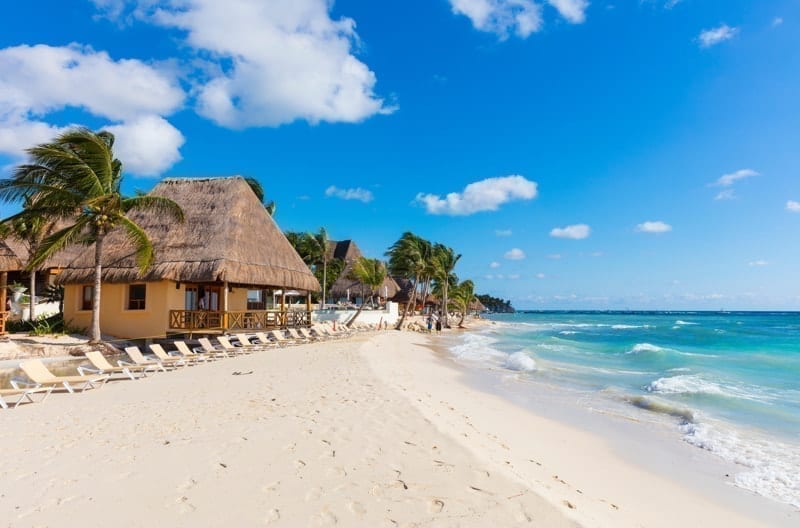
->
xmin=448 ymin=312 xmax=800 ymax=508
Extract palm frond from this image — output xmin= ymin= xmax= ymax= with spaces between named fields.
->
xmin=117 ymin=216 xmax=155 ymax=272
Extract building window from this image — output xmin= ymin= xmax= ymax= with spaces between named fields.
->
xmin=128 ymin=284 xmax=146 ymax=310
xmin=81 ymin=285 xmax=93 ymax=311
xmin=247 ymin=289 xmax=265 ymax=310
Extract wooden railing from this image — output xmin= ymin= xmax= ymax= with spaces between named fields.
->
xmin=0 ymin=310 xmax=7 ymax=335
xmin=168 ymin=309 xmax=311 ymax=333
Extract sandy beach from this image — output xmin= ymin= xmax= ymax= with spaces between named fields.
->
xmin=1 ymin=329 xmax=795 ymax=527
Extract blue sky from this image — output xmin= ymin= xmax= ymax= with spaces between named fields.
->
xmin=1 ymin=0 xmax=798 ymax=310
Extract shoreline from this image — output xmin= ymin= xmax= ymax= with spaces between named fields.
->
xmin=400 ymin=321 xmax=799 ymax=527
xmin=1 ymin=327 xmax=796 ymax=526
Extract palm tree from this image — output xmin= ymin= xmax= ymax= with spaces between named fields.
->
xmin=0 ymin=128 xmax=184 ymax=343
xmin=432 ymin=243 xmax=461 ymax=328
xmin=304 ymin=228 xmax=331 ymax=308
xmin=244 ymin=177 xmax=277 ymax=216
xmin=386 ymin=232 xmax=430 ymax=329
xmin=1 ymin=199 xmax=58 ymax=321
xmin=449 ymin=280 xmax=476 ymax=328
xmin=346 ymin=257 xmax=386 ymax=328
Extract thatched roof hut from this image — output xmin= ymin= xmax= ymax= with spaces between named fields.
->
xmin=58 ymin=176 xmax=320 ymax=291
xmin=326 ymin=239 xmax=399 ymax=301
xmin=0 ymin=239 xmax=24 ymax=271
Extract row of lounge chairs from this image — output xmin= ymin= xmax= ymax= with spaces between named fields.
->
xmin=0 ymin=322 xmax=367 ymax=410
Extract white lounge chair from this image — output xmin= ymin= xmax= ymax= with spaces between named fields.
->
xmin=176 ymin=340 xmax=222 ymax=361
xmin=78 ymin=351 xmax=156 ymax=380
xmin=192 ymin=338 xmax=229 ymax=359
xmin=148 ymin=344 xmax=190 ymax=367
xmin=0 ymin=384 xmax=54 ymax=409
xmin=19 ymin=359 xmax=109 ymax=393
xmin=124 ymin=346 xmax=172 ymax=372
xmin=215 ymin=336 xmax=251 ymax=356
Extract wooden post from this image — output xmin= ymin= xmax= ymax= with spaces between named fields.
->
xmin=222 ymin=281 xmax=229 ymax=330
xmin=0 ymin=271 xmax=6 ymax=335
xmin=281 ymin=290 xmax=286 ymax=328
xmin=306 ymin=291 xmax=312 ymax=327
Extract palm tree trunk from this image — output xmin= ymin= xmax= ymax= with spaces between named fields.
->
xmin=90 ymin=234 xmax=105 ymax=344
xmin=28 ymin=269 xmax=36 ymax=321
xmin=458 ymin=306 xmax=466 ymax=328
xmin=395 ymin=274 xmax=419 ymax=330
xmin=442 ymin=281 xmax=449 ymax=328
xmin=322 ymin=258 xmax=327 ymax=308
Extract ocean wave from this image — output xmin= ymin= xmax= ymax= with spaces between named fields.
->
xmin=558 ymin=330 xmax=580 ymax=335
xmin=502 ymin=352 xmax=537 ymax=372
xmin=626 ymin=343 xmax=669 ymax=355
xmin=681 ymin=421 xmax=800 ymax=508
xmin=612 ymin=324 xmax=652 ymax=330
xmin=646 ymin=375 xmax=776 ymax=403
xmin=450 ymin=333 xmax=507 ymax=362
xmin=675 ymin=320 xmax=698 ymax=326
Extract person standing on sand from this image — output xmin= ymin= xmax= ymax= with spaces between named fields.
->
xmin=426 ymin=314 xmax=433 ymax=333
xmin=435 ymin=314 xmax=442 ymax=334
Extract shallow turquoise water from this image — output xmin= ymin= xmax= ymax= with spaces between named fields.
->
xmin=451 ymin=312 xmax=800 ymax=508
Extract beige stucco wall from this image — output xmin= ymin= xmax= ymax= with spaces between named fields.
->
xmin=63 ymin=282 xmax=258 ymax=339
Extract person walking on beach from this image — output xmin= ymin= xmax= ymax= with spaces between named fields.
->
xmin=426 ymin=314 xmax=433 ymax=333
xmin=435 ymin=314 xmax=442 ymax=334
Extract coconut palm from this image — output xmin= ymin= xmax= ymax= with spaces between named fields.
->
xmin=0 ymin=199 xmax=58 ymax=321
xmin=244 ymin=177 xmax=276 ymax=216
xmin=449 ymin=280 xmax=476 ymax=328
xmin=304 ymin=228 xmax=331 ymax=307
xmin=346 ymin=257 xmax=386 ymax=328
xmin=0 ymin=128 xmax=184 ymax=343
xmin=386 ymin=232 xmax=431 ymax=329
xmin=431 ymin=244 xmax=461 ymax=328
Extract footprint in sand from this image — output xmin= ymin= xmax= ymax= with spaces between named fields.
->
xmin=428 ymin=499 xmax=445 ymax=513
xmin=262 ymin=481 xmax=281 ymax=494
xmin=264 ymin=508 xmax=280 ymax=524
xmin=305 ymin=487 xmax=323 ymax=502
xmin=347 ymin=501 xmax=366 ymax=516
xmin=176 ymin=496 xmax=196 ymax=513
xmin=312 ymin=508 xmax=338 ymax=526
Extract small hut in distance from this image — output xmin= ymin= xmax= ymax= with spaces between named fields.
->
xmin=59 ymin=176 xmax=319 ymax=339
xmin=326 ymin=239 xmax=398 ymax=306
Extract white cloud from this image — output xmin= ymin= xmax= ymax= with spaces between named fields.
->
xmin=546 ymin=253 xmax=563 ymax=259
xmin=772 ymin=17 xmax=784 ymax=27
xmin=449 ymin=0 xmax=543 ymax=39
xmin=536 ymin=273 xmax=546 ymax=279
xmin=98 ymin=0 xmax=391 ymax=128
xmin=698 ymin=24 xmax=739 ymax=48
xmin=786 ymin=200 xmax=800 ymax=212
xmin=635 ymin=220 xmax=672 ymax=234
xmin=416 ymin=175 xmax=537 ymax=216
xmin=495 ymin=229 xmax=513 ymax=237
xmin=448 ymin=0 xmax=588 ymax=39
xmin=550 ymin=224 xmax=591 ymax=239
xmin=325 ymin=186 xmax=374 ymax=203
xmin=490 ymin=261 xmax=501 ymax=268
xmin=508 ymin=274 xmax=520 ymax=280
xmin=546 ymin=0 xmax=589 ymax=23
xmin=504 ymin=248 xmax=526 ymax=260
xmin=714 ymin=168 xmax=759 ymax=186
xmin=715 ymin=189 xmax=737 ymax=201
xmin=105 ymin=116 xmax=185 ymax=176
xmin=0 ymin=43 xmax=185 ymax=176
xmin=665 ymin=0 xmax=683 ymax=8
xmin=748 ymin=260 xmax=768 ymax=267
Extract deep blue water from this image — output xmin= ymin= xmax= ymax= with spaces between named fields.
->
xmin=450 ymin=311 xmax=800 ymax=507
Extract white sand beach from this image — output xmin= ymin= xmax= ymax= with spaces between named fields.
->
xmin=1 ymin=330 xmax=794 ymax=527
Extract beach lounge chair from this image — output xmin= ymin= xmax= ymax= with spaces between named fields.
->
xmin=176 ymin=340 xmax=223 ymax=361
xmin=254 ymin=332 xmax=283 ymax=348
xmin=18 ymin=359 xmax=109 ymax=393
xmin=124 ymin=346 xmax=172 ymax=372
xmin=148 ymin=344 xmax=190 ymax=367
xmin=193 ymin=338 xmax=230 ymax=359
xmin=233 ymin=333 xmax=272 ymax=351
xmin=286 ymin=328 xmax=311 ymax=343
xmin=78 ymin=351 xmax=156 ymax=380
xmin=297 ymin=327 xmax=322 ymax=341
xmin=215 ymin=336 xmax=252 ymax=356
xmin=267 ymin=330 xmax=302 ymax=346
xmin=0 ymin=384 xmax=54 ymax=409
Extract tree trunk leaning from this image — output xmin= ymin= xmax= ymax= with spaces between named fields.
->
xmin=90 ymin=234 xmax=104 ymax=344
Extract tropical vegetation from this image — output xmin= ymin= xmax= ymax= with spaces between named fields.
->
xmin=345 ymin=257 xmax=387 ymax=327
xmin=0 ymin=128 xmax=184 ymax=343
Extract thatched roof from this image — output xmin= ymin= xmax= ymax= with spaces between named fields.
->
xmin=0 ymin=239 xmax=24 ymax=271
xmin=58 ymin=176 xmax=320 ymax=291
xmin=0 ymin=225 xmax=84 ymax=272
xmin=326 ymin=239 xmax=398 ymax=299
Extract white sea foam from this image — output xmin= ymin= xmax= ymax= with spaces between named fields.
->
xmin=612 ymin=324 xmax=651 ymax=330
xmin=626 ymin=343 xmax=668 ymax=355
xmin=559 ymin=330 xmax=579 ymax=335
xmin=450 ymin=333 xmax=507 ymax=362
xmin=646 ymin=375 xmax=776 ymax=403
xmin=681 ymin=420 xmax=800 ymax=508
xmin=675 ymin=320 xmax=698 ymax=326
xmin=503 ymin=352 xmax=537 ymax=372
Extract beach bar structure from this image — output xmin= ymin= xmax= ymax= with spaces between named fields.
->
xmin=59 ymin=177 xmax=320 ymax=339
